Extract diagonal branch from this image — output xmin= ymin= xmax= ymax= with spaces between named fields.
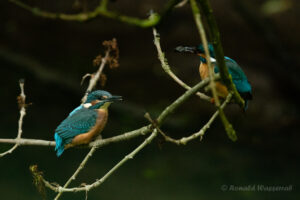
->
xmin=146 ymin=93 xmax=232 ymax=145
xmin=43 ymin=130 xmax=158 ymax=193
xmin=190 ymin=0 xmax=219 ymax=106
xmin=179 ymin=93 xmax=232 ymax=144
xmin=190 ymin=0 xmax=237 ymax=141
xmin=54 ymin=146 xmax=98 ymax=200
xmin=0 ymin=79 xmax=27 ymax=157
xmin=81 ymin=50 xmax=110 ymax=103
xmin=197 ymin=0 xmax=245 ymax=108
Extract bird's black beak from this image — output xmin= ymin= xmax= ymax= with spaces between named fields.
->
xmin=108 ymin=95 xmax=123 ymax=102
xmin=174 ymin=46 xmax=198 ymax=54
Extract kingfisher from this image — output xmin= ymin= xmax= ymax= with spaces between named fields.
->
xmin=54 ymin=90 xmax=122 ymax=157
xmin=175 ymin=44 xmax=252 ymax=110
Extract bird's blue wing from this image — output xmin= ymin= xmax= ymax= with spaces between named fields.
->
xmin=54 ymin=108 xmax=98 ymax=156
xmin=56 ymin=108 xmax=98 ymax=140
xmin=214 ymin=57 xmax=252 ymax=94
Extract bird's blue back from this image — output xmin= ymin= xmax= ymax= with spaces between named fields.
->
xmin=213 ymin=56 xmax=252 ymax=110
xmin=214 ymin=57 xmax=252 ymax=94
xmin=54 ymin=107 xmax=98 ymax=156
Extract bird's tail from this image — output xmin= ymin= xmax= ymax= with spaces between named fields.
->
xmin=54 ymin=133 xmax=64 ymax=157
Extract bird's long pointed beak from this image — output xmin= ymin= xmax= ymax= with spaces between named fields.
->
xmin=174 ymin=46 xmax=198 ymax=54
xmin=108 ymin=95 xmax=123 ymax=102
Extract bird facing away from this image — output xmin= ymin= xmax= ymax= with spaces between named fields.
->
xmin=54 ymin=90 xmax=122 ymax=157
xmin=175 ymin=44 xmax=252 ymax=110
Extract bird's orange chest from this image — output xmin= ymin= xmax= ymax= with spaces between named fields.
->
xmin=94 ymin=109 xmax=108 ymax=135
xmin=199 ymin=62 xmax=209 ymax=79
xmin=199 ymin=63 xmax=229 ymax=98
xmin=69 ymin=109 xmax=108 ymax=147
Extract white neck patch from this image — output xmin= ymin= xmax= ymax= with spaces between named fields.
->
xmin=83 ymin=103 xmax=92 ymax=108
xmin=210 ymin=57 xmax=216 ymax=62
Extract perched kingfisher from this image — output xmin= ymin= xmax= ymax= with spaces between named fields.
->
xmin=54 ymin=90 xmax=122 ymax=157
xmin=175 ymin=44 xmax=252 ymax=110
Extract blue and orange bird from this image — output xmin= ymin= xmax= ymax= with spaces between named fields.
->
xmin=175 ymin=44 xmax=252 ymax=110
xmin=54 ymin=90 xmax=122 ymax=157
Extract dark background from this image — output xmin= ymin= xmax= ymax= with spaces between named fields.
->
xmin=0 ymin=0 xmax=299 ymax=199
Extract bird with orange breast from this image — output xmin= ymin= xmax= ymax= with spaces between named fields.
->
xmin=54 ymin=90 xmax=122 ymax=157
xmin=175 ymin=44 xmax=252 ymax=110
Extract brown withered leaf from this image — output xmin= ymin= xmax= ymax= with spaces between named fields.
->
xmin=93 ymin=54 xmax=102 ymax=67
xmin=103 ymin=38 xmax=119 ymax=69
xmin=17 ymin=95 xmax=25 ymax=109
xmin=29 ymin=165 xmax=46 ymax=199
xmin=99 ymin=73 xmax=107 ymax=87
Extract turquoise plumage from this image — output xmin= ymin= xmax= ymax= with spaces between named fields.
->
xmin=214 ymin=56 xmax=252 ymax=108
xmin=54 ymin=108 xmax=98 ymax=156
xmin=175 ymin=44 xmax=252 ymax=110
xmin=54 ymin=90 xmax=122 ymax=157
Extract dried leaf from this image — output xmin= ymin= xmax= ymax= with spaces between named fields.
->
xmin=29 ymin=165 xmax=46 ymax=199
xmin=103 ymin=38 xmax=119 ymax=69
xmin=99 ymin=73 xmax=107 ymax=87
xmin=93 ymin=55 xmax=102 ymax=67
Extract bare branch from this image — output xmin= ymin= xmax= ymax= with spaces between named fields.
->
xmin=197 ymin=0 xmax=245 ymax=108
xmin=43 ymin=130 xmax=158 ymax=193
xmin=0 ymin=126 xmax=150 ymax=148
xmin=0 ymin=79 xmax=27 ymax=157
xmin=175 ymin=0 xmax=189 ymax=8
xmin=190 ymin=0 xmax=219 ymax=106
xmin=145 ymin=93 xmax=232 ymax=145
xmin=190 ymin=0 xmax=237 ymax=141
xmin=8 ymin=0 xmax=181 ymax=28
xmin=170 ymin=93 xmax=232 ymax=145
xmin=54 ymin=146 xmax=98 ymax=200
xmin=157 ymin=76 xmax=213 ymax=124
xmin=81 ymin=51 xmax=110 ymax=103
xmin=0 ymin=138 xmax=54 ymax=146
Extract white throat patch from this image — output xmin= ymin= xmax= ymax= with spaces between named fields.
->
xmin=83 ymin=103 xmax=92 ymax=108
xmin=210 ymin=57 xmax=216 ymax=62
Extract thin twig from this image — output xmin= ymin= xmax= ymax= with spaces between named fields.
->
xmin=43 ymin=130 xmax=158 ymax=193
xmin=190 ymin=0 xmax=237 ymax=141
xmin=81 ymin=51 xmax=110 ymax=103
xmin=0 ymin=79 xmax=26 ymax=157
xmin=144 ymin=112 xmax=181 ymax=145
xmin=152 ymin=27 xmax=211 ymax=102
xmin=190 ymin=0 xmax=219 ymax=106
xmin=146 ymin=94 xmax=232 ymax=145
xmin=169 ymin=93 xmax=232 ymax=145
xmin=8 ymin=0 xmax=181 ymax=28
xmin=197 ymin=0 xmax=245 ymax=108
xmin=175 ymin=0 xmax=189 ymax=8
xmin=54 ymin=147 xmax=98 ymax=200
xmin=156 ymin=76 xmax=216 ymax=124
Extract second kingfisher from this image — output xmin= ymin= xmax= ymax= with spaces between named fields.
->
xmin=175 ymin=44 xmax=252 ymax=110
xmin=54 ymin=90 xmax=122 ymax=157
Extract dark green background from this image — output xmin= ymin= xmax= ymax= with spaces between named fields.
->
xmin=0 ymin=0 xmax=299 ymax=199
